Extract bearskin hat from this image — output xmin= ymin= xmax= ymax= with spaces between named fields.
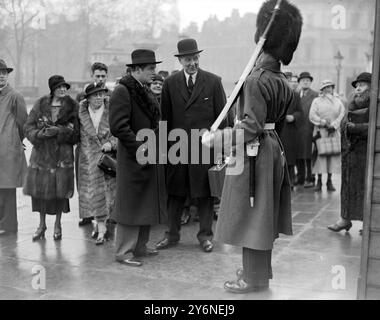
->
xmin=255 ymin=0 xmax=303 ymax=65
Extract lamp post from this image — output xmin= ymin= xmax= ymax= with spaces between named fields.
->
xmin=334 ymin=50 xmax=344 ymax=94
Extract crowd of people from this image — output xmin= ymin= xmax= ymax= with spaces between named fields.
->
xmin=0 ymin=0 xmax=373 ymax=294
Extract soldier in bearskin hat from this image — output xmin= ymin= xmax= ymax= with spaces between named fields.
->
xmin=202 ymin=0 xmax=303 ymax=293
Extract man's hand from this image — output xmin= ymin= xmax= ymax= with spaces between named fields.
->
xmin=101 ymin=142 xmax=113 ymax=153
xmin=201 ymin=130 xmax=215 ymax=148
xmin=286 ymin=115 xmax=295 ymax=123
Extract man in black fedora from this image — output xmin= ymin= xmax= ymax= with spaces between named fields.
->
xmin=109 ymin=49 xmax=164 ymax=267
xmin=296 ymin=71 xmax=319 ymax=188
xmin=155 ymin=38 xmax=228 ymax=253
xmin=0 ymin=59 xmax=28 ymax=235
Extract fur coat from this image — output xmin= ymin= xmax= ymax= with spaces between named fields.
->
xmin=340 ymin=90 xmax=370 ymax=221
xmin=76 ymin=100 xmax=117 ymax=219
xmin=23 ymin=95 xmax=79 ymax=200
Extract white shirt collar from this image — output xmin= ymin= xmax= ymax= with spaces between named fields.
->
xmin=184 ymin=71 xmax=197 ymax=84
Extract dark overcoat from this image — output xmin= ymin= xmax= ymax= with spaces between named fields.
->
xmin=340 ymin=94 xmax=370 ymax=221
xmin=279 ymin=90 xmax=303 ymax=166
xmin=297 ymin=88 xmax=319 ymax=159
xmin=215 ymin=54 xmax=293 ymax=251
xmin=109 ymin=75 xmax=164 ymax=226
xmin=0 ymin=86 xmax=27 ymax=188
xmin=160 ymin=69 xmax=227 ymax=198
xmin=23 ymin=95 xmax=79 ymax=200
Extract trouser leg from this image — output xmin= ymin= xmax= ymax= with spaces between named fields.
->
xmin=196 ymin=197 xmax=214 ymax=243
xmin=306 ymin=159 xmax=315 ymax=183
xmin=134 ymin=226 xmax=151 ymax=256
xmin=242 ymin=247 xmax=273 ymax=287
xmin=166 ymin=196 xmax=186 ymax=242
xmin=0 ymin=189 xmax=17 ymax=232
xmin=288 ymin=165 xmax=295 ymax=186
xmin=115 ymin=224 xmax=140 ymax=260
xmin=296 ymin=159 xmax=305 ymax=184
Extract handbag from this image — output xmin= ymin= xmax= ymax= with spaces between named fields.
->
xmin=97 ymin=152 xmax=117 ymax=177
xmin=208 ymin=160 xmax=228 ymax=198
xmin=315 ymin=131 xmax=341 ymax=156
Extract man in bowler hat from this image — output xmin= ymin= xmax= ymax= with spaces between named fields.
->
xmin=109 ymin=49 xmax=163 ymax=267
xmin=296 ymin=71 xmax=319 ymax=188
xmin=155 ymin=38 xmax=228 ymax=253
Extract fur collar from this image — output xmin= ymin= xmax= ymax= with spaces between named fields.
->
xmin=34 ymin=95 xmax=78 ymax=124
xmin=119 ymin=75 xmax=160 ymax=128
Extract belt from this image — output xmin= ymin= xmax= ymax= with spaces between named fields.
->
xmin=264 ymin=123 xmax=275 ymax=130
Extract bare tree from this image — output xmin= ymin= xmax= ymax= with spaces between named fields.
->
xmin=0 ymin=0 xmax=42 ymax=86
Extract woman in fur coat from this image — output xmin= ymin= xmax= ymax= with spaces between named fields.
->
xmin=77 ymin=83 xmax=117 ymax=245
xmin=23 ymin=75 xmax=79 ymax=241
xmin=328 ymin=72 xmax=371 ymax=233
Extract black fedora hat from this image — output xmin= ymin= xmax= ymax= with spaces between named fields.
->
xmin=174 ymin=38 xmax=203 ymax=57
xmin=352 ymin=72 xmax=372 ymax=88
xmin=298 ymin=71 xmax=313 ymax=82
xmin=0 ymin=59 xmax=13 ymax=73
xmin=84 ymin=83 xmax=108 ymax=99
xmin=126 ymin=49 xmax=162 ymax=67
xmin=48 ymin=75 xmax=71 ymax=93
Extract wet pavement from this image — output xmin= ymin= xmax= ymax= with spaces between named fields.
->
xmin=0 ymin=143 xmax=362 ymax=300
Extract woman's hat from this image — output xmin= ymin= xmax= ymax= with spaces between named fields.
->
xmin=320 ymin=79 xmax=335 ymax=91
xmin=351 ymin=72 xmax=372 ymax=88
xmin=0 ymin=59 xmax=13 ymax=73
xmin=152 ymin=74 xmax=164 ymax=83
xmin=84 ymin=83 xmax=108 ymax=99
xmin=48 ymin=75 xmax=71 ymax=93
xmin=174 ymin=38 xmax=203 ymax=57
xmin=126 ymin=49 xmax=162 ymax=67
xmin=298 ymin=71 xmax=313 ymax=82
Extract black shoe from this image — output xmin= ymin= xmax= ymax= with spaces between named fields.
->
xmin=134 ymin=248 xmax=159 ymax=257
xmin=201 ymin=240 xmax=213 ymax=253
xmin=326 ymin=181 xmax=336 ymax=192
xmin=224 ymin=279 xmax=269 ymax=294
xmin=314 ymin=181 xmax=322 ymax=192
xmin=327 ymin=221 xmax=352 ymax=232
xmin=116 ymin=257 xmax=143 ymax=267
xmin=53 ymin=227 xmax=62 ymax=241
xmin=78 ymin=217 xmax=93 ymax=227
xmin=155 ymin=237 xmax=178 ymax=250
xmin=304 ymin=181 xmax=315 ymax=188
xmin=32 ymin=227 xmax=46 ymax=241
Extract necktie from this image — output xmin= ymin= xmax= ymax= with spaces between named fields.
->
xmin=188 ymin=76 xmax=194 ymax=94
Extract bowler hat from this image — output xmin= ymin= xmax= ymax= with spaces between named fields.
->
xmin=126 ymin=49 xmax=162 ymax=67
xmin=0 ymin=59 xmax=13 ymax=73
xmin=320 ymin=79 xmax=335 ymax=91
xmin=298 ymin=71 xmax=313 ymax=82
xmin=174 ymin=38 xmax=203 ymax=57
xmin=48 ymin=75 xmax=71 ymax=93
xmin=84 ymin=83 xmax=108 ymax=99
xmin=284 ymin=71 xmax=293 ymax=79
xmin=351 ymin=72 xmax=372 ymax=88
